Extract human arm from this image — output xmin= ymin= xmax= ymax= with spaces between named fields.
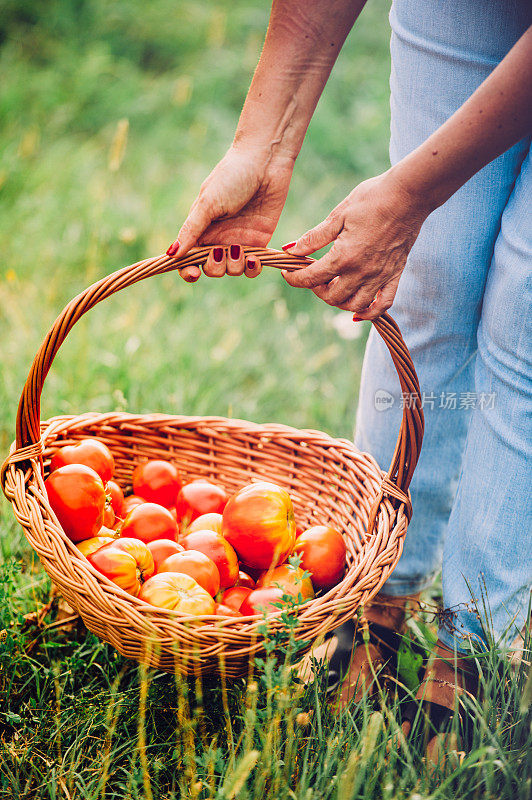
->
xmin=283 ymin=25 xmax=532 ymax=317
xmin=169 ymin=0 xmax=366 ymax=281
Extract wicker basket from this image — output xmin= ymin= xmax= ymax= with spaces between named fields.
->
xmin=1 ymin=247 xmax=423 ymax=678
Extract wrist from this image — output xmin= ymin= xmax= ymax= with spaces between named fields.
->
xmin=381 ymin=165 xmax=436 ymax=221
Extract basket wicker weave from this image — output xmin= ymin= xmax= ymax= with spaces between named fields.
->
xmin=1 ymin=247 xmax=424 ymax=678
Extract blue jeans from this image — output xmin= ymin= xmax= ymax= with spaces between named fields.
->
xmin=355 ymin=0 xmax=532 ymax=651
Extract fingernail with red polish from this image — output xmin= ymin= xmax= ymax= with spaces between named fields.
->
xmin=247 ymin=259 xmax=256 ymax=269
xmin=213 ymin=247 xmax=224 ymax=262
xmin=230 ymin=244 xmax=241 ymax=260
xmin=166 ymin=239 xmax=180 ymax=256
xmin=282 ymin=241 xmax=297 ymax=252
xmin=352 ymin=315 xmax=362 ymax=322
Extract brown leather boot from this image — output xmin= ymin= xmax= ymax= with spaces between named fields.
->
xmin=401 ymin=639 xmax=479 ymax=764
xmin=297 ymin=592 xmax=420 ymax=707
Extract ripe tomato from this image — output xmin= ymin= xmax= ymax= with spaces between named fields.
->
xmin=50 ymin=438 xmax=115 ymax=484
xmin=222 ymin=482 xmax=296 ymax=570
xmin=103 ymin=502 xmax=115 ymax=528
xmin=120 ymin=502 xmax=178 ymax=544
xmin=293 ymin=526 xmax=347 ymax=591
xmin=235 ymin=570 xmax=255 ymax=589
xmin=158 ymin=550 xmax=220 ymax=597
xmin=132 ymin=460 xmax=182 ymax=509
xmin=122 ymin=495 xmax=146 ymax=516
xmin=220 ymin=586 xmax=252 ymax=612
xmin=181 ymin=530 xmax=239 ymax=589
xmin=45 ymin=464 xmax=106 ymax=542
xmin=76 ymin=534 xmax=116 ymax=558
xmin=240 ymin=587 xmax=286 ymax=616
xmin=213 ymin=603 xmax=242 ymax=618
xmin=106 ymin=480 xmax=125 ymax=516
xmin=138 ymin=573 xmax=215 ymax=615
xmin=186 ymin=512 xmax=223 ymax=535
xmin=257 ymin=564 xmax=314 ymax=601
xmin=147 ymin=538 xmax=184 ymax=572
xmin=88 ymin=537 xmax=154 ymax=595
xmin=175 ymin=481 xmax=228 ymax=527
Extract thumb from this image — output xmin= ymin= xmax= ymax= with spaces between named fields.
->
xmin=170 ymin=199 xmax=214 ymax=258
xmin=282 ymin=213 xmax=343 ymax=256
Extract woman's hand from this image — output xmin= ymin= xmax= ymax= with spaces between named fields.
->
xmin=281 ymin=171 xmax=430 ymax=319
xmin=167 ymin=146 xmax=294 ymax=282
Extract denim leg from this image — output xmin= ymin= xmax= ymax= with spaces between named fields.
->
xmin=438 ymin=147 xmax=532 ymax=651
xmin=354 ymin=0 xmax=530 ymax=596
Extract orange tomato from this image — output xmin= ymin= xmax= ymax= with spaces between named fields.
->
xmin=121 ymin=495 xmax=146 ymax=516
xmin=138 ymin=573 xmax=215 ymax=615
xmin=45 ymin=464 xmax=106 ymax=542
xmin=222 ymin=482 xmax=296 ymax=569
xmin=181 ymin=529 xmax=239 ymax=589
xmin=159 ymin=550 xmax=220 ymax=597
xmin=175 ymin=480 xmax=228 ymax=527
xmin=293 ymin=526 xmax=347 ymax=591
xmin=147 ymin=538 xmax=184 ymax=572
xmin=256 ymin=564 xmax=314 ymax=601
xmin=132 ymin=460 xmax=182 ymax=509
xmin=50 ymin=439 xmax=115 ymax=484
xmin=106 ymin=480 xmax=125 ymax=516
xmin=235 ymin=570 xmax=255 ymax=589
xmin=240 ymin=587 xmax=286 ymax=616
xmin=213 ymin=603 xmax=242 ymax=618
xmin=87 ymin=537 xmax=154 ymax=595
xmin=103 ymin=502 xmax=115 ymax=528
xmin=120 ymin=502 xmax=178 ymax=544
xmin=186 ymin=512 xmax=223 ymax=535
xmin=220 ymin=586 xmax=252 ymax=612
xmin=76 ymin=534 xmax=116 ymax=557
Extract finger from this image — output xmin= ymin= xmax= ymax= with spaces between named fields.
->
xmin=179 ymin=265 xmax=201 ymax=283
xmin=352 ymin=275 xmax=401 ymax=320
xmin=281 ymin=247 xmax=341 ymax=289
xmin=227 ymin=244 xmax=245 ymax=276
xmin=311 ymin=275 xmax=356 ymax=306
xmin=244 ymin=255 xmax=262 ymax=278
xmin=282 ymin=212 xmax=343 ymax=257
xmin=203 ymin=246 xmax=227 ymax=277
xmin=169 ymin=200 xmax=214 ymax=258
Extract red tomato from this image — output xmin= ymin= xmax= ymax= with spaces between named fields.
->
xmin=220 ymin=586 xmax=252 ymax=612
xmin=120 ymin=502 xmax=178 ymax=544
xmin=76 ymin=534 xmax=115 ymax=558
xmin=181 ymin=530 xmax=239 ymax=589
xmin=293 ymin=526 xmax=347 ymax=591
xmin=159 ymin=550 xmax=220 ymax=597
xmin=214 ymin=603 xmax=242 ymax=618
xmin=88 ymin=537 xmax=154 ymax=595
xmin=138 ymin=573 xmax=215 ymax=614
xmin=147 ymin=539 xmax=184 ymax=572
xmin=175 ymin=481 xmax=228 ymax=527
xmin=132 ymin=460 xmax=182 ymax=509
xmin=186 ymin=512 xmax=223 ymax=535
xmin=240 ymin=587 xmax=286 ymax=616
xmin=106 ymin=480 xmax=125 ymax=516
xmin=103 ymin=502 xmax=115 ymax=529
xmin=45 ymin=464 xmax=106 ymax=542
xmin=257 ymin=564 xmax=314 ymax=601
xmin=235 ymin=570 xmax=255 ymax=589
xmin=50 ymin=439 xmax=115 ymax=484
xmin=122 ymin=495 xmax=146 ymax=516
xmin=222 ymin=482 xmax=296 ymax=570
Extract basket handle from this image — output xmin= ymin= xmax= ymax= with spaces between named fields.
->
xmin=11 ymin=247 xmax=424 ymax=526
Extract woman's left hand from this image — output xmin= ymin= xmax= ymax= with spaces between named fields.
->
xmin=281 ymin=171 xmax=430 ymax=319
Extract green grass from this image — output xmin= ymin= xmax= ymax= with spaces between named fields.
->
xmin=1 ymin=1 xmax=531 ymax=797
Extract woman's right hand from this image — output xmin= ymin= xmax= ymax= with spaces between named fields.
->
xmin=167 ymin=145 xmax=295 ymax=282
